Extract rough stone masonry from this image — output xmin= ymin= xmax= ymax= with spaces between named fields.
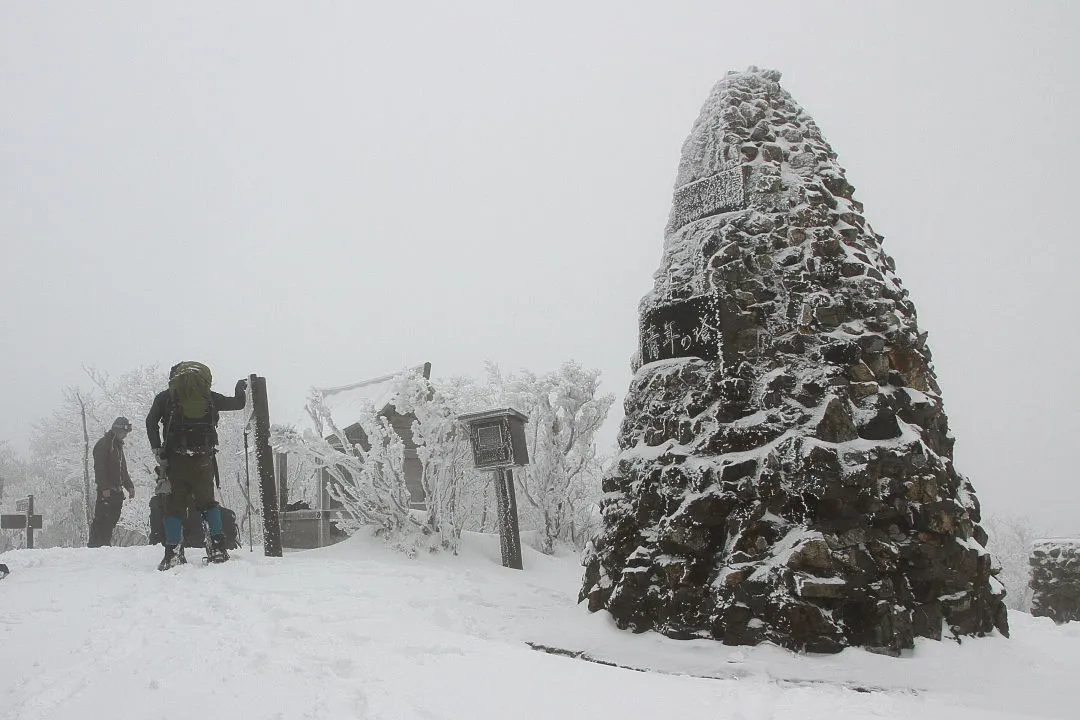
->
xmin=1029 ymin=538 xmax=1080 ymax=624
xmin=580 ymin=68 xmax=1009 ymax=654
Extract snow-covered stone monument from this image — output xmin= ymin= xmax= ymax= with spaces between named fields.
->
xmin=580 ymin=68 xmax=1009 ymax=654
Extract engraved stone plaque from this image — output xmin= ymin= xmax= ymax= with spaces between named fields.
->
xmin=668 ymin=167 xmax=746 ymax=232
xmin=639 ymin=294 xmax=723 ymax=364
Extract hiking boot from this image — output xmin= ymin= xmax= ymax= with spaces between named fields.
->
xmin=158 ymin=544 xmax=185 ymax=571
xmin=207 ymin=534 xmax=230 ymax=564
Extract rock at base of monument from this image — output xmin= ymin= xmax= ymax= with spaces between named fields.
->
xmin=585 ymin=560 xmax=1007 ymax=655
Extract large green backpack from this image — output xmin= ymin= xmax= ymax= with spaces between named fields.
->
xmin=166 ymin=361 xmax=217 ymax=452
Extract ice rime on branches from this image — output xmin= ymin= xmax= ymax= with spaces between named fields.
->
xmin=392 ymin=374 xmax=478 ymax=551
xmin=277 ymin=361 xmax=615 ymax=556
xmin=494 ymin=362 xmax=615 ymax=554
xmin=294 ymin=390 xmax=416 ymax=540
xmin=284 ymin=374 xmax=484 ymax=553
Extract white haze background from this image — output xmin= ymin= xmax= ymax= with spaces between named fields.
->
xmin=1 ymin=1 xmax=1078 ymax=534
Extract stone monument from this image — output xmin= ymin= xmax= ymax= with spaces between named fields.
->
xmin=580 ymin=68 xmax=1009 ymax=654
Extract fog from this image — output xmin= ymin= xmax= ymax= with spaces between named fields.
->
xmin=2 ymin=1 xmax=1077 ymax=533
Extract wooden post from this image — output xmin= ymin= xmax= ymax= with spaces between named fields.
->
xmin=318 ymin=468 xmax=327 ymax=549
xmin=26 ymin=494 xmax=34 ymax=550
xmin=493 ymin=468 xmax=523 ymax=570
xmin=504 ymin=469 xmax=522 ymax=566
xmin=251 ymin=375 xmax=282 ymax=557
xmin=493 ymin=470 xmax=509 ymax=564
xmin=275 ymin=452 xmax=289 ymax=514
xmin=243 ymin=429 xmax=253 ymax=552
xmin=2 ymin=496 xmax=42 ymax=547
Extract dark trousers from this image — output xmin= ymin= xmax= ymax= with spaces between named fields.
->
xmin=164 ymin=453 xmax=218 ymax=518
xmin=88 ymin=490 xmax=124 ymax=547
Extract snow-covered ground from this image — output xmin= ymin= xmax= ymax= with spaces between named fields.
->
xmin=0 ymin=534 xmax=1076 ymax=720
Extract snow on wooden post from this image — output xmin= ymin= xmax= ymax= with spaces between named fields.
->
xmin=458 ymin=408 xmax=529 ymax=570
xmin=251 ymin=375 xmax=282 ymax=557
xmin=26 ymin=494 xmax=34 ymax=549
xmin=495 ymin=467 xmax=523 ymax=571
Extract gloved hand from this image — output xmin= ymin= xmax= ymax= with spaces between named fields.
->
xmin=127 ymin=488 xmax=135 ymax=500
xmin=236 ymin=378 xmax=248 ymax=394
xmin=153 ymin=447 xmax=168 ymax=468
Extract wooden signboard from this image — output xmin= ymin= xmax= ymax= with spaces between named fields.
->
xmin=1 ymin=514 xmax=42 ymax=530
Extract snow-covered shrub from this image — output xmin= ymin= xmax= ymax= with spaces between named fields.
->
xmin=274 ymin=361 xmax=614 ymax=557
xmin=392 ymin=374 xmax=484 ymax=551
xmin=985 ymin=513 xmax=1042 ymax=612
xmin=293 ymin=391 xmax=416 ymax=540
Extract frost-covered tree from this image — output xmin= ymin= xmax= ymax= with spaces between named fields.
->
xmin=277 ymin=362 xmax=614 ymax=556
xmin=27 ymin=386 xmax=110 ymax=547
xmin=0 ymin=441 xmax=29 ymax=552
xmin=392 ymin=374 xmax=490 ymax=550
xmin=279 ymin=392 xmax=417 ymax=542
xmin=276 ymin=375 xmax=487 ymax=555
xmin=491 ymin=362 xmax=615 ymax=554
xmin=985 ymin=513 xmax=1043 ymax=612
xmin=0 ymin=440 xmax=14 ymax=503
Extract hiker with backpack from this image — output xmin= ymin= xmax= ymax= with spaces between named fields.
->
xmin=146 ymin=362 xmax=247 ymax=570
xmin=88 ymin=416 xmax=136 ymax=548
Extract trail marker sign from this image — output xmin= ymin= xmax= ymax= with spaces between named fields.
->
xmin=458 ymin=409 xmax=528 ymax=570
xmin=2 ymin=494 xmax=42 ymax=548
xmin=0 ymin=515 xmax=42 ymax=530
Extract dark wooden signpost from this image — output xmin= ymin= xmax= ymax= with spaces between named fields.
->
xmin=1 ymin=495 xmax=43 ymax=549
xmin=458 ymin=408 xmax=529 ymax=570
xmin=250 ymin=375 xmax=282 ymax=558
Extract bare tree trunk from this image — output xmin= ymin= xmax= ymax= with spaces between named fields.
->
xmin=77 ymin=392 xmax=92 ymax=534
xmin=479 ymin=482 xmax=491 ymax=533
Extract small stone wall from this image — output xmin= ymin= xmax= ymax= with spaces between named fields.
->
xmin=1030 ymin=538 xmax=1080 ymax=623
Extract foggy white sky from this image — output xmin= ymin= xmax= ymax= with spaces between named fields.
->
xmin=2 ymin=2 xmax=1078 ymax=534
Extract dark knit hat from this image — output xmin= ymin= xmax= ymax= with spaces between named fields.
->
xmin=112 ymin=416 xmax=132 ymax=432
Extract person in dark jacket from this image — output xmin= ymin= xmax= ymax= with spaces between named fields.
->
xmin=146 ymin=363 xmax=246 ymax=570
xmin=88 ymin=416 xmax=135 ymax=547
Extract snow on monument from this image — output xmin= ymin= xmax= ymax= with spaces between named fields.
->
xmin=580 ymin=68 xmax=1009 ymax=654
